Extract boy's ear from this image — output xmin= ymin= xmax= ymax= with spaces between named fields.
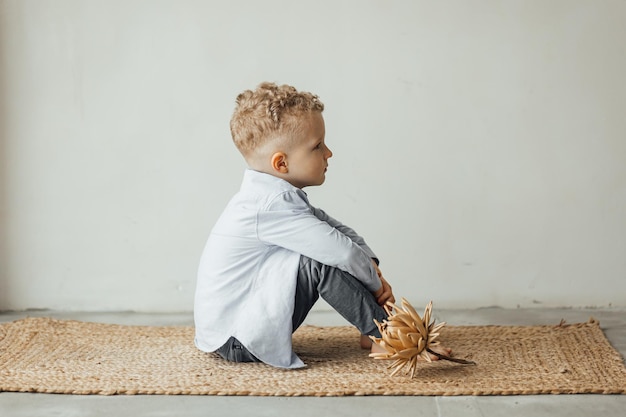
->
xmin=270 ymin=152 xmax=289 ymax=173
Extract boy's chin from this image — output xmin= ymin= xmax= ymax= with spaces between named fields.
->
xmin=300 ymin=180 xmax=324 ymax=189
xmin=298 ymin=174 xmax=326 ymax=188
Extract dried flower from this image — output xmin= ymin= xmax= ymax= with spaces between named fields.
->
xmin=370 ymin=298 xmax=475 ymax=377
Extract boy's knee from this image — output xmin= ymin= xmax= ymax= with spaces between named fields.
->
xmin=298 ymin=255 xmax=324 ymax=285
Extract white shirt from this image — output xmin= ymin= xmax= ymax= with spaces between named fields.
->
xmin=194 ymin=169 xmax=381 ymax=368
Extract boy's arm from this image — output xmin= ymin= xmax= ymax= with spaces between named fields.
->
xmin=312 ymin=206 xmax=394 ymax=304
xmin=257 ymin=193 xmax=381 ymax=292
xmin=309 ymin=206 xmax=378 ymax=263
xmin=371 ymin=261 xmax=395 ymax=305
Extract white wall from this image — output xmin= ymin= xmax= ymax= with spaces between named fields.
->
xmin=1 ymin=0 xmax=625 ymax=312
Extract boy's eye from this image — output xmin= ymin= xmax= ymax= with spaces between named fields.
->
xmin=314 ymin=143 xmax=322 ymax=150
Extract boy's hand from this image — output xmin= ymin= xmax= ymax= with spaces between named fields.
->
xmin=372 ymin=260 xmax=395 ymax=306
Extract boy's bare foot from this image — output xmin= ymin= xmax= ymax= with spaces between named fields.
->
xmin=361 ymin=334 xmax=388 ymax=354
xmin=370 ymin=341 xmax=387 ymax=354
xmin=360 ymin=334 xmax=373 ymax=349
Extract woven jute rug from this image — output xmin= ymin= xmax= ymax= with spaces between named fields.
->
xmin=1 ymin=317 xmax=625 ymax=396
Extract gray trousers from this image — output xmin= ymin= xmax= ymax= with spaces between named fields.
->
xmin=216 ymin=256 xmax=387 ymax=363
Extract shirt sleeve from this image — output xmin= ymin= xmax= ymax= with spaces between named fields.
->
xmin=256 ymin=190 xmax=381 ymax=292
xmin=309 ymin=206 xmax=378 ymax=264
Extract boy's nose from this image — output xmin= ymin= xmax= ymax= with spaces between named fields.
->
xmin=325 ymin=146 xmax=333 ymax=158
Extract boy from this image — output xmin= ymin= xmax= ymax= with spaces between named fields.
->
xmin=194 ymin=82 xmax=394 ymax=368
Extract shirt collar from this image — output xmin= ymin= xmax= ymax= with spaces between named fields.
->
xmin=241 ymin=169 xmax=304 ymax=196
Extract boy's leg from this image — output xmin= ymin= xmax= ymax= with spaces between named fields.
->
xmin=293 ymin=256 xmax=387 ymax=338
xmin=217 ymin=256 xmax=387 ymax=364
xmin=292 ymin=256 xmax=321 ymax=331
xmin=215 ymin=337 xmax=260 ymax=363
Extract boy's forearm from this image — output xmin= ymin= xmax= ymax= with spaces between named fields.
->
xmin=259 ymin=217 xmax=381 ymax=292
xmin=311 ymin=206 xmax=378 ymax=260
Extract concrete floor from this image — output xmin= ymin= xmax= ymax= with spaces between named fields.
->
xmin=1 ymin=307 xmax=625 ymax=417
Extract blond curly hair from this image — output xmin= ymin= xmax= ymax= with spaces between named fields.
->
xmin=230 ymin=82 xmax=324 ymax=157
